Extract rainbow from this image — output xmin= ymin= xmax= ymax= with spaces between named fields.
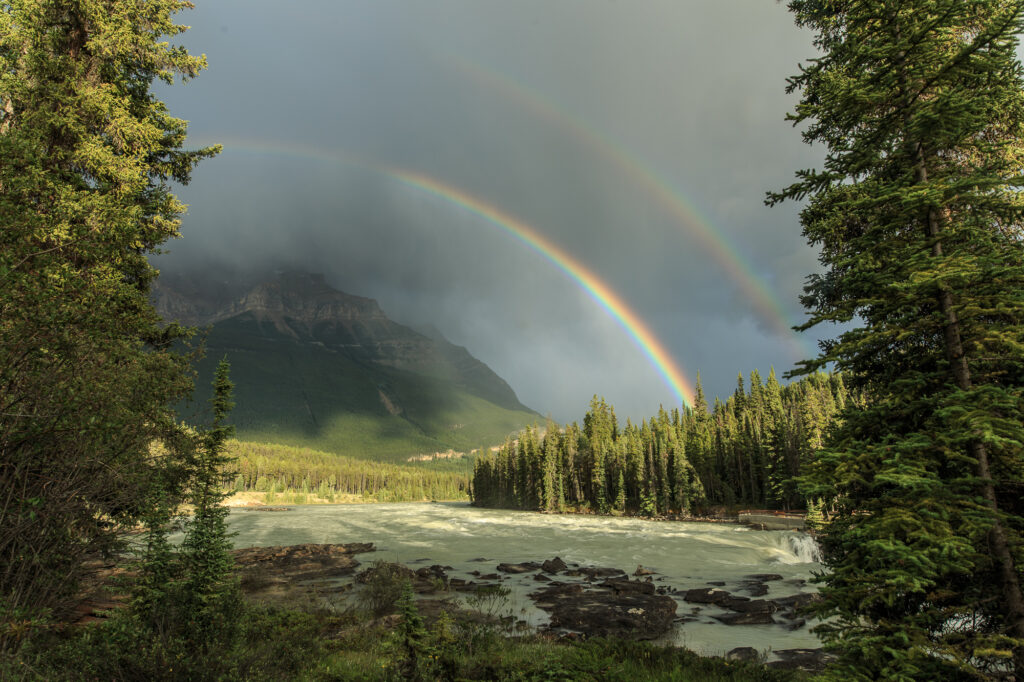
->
xmin=385 ymin=167 xmax=696 ymax=407
xmin=440 ymin=53 xmax=812 ymax=358
xmin=191 ymin=138 xmax=695 ymax=406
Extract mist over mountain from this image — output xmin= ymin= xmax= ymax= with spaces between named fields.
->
xmin=156 ymin=270 xmax=537 ymax=460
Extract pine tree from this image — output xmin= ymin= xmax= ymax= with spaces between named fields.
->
xmin=772 ymin=2 xmax=1024 ymax=676
xmin=0 ymin=0 xmax=217 ymax=635
xmin=180 ymin=359 xmax=240 ymax=649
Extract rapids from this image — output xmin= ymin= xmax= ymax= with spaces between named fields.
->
xmin=227 ymin=502 xmax=823 ymax=657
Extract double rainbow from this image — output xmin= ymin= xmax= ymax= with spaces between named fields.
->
xmin=441 ymin=53 xmax=810 ymax=358
xmin=188 ymin=138 xmax=696 ymax=405
xmin=387 ymin=167 xmax=696 ymax=407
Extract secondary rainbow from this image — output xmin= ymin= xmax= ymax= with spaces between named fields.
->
xmin=441 ymin=53 xmax=812 ymax=358
xmin=196 ymin=138 xmax=695 ymax=406
xmin=385 ymin=167 xmax=695 ymax=407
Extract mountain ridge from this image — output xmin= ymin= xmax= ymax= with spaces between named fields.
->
xmin=155 ymin=271 xmax=538 ymax=461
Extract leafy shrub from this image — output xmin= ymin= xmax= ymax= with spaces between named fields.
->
xmin=357 ymin=561 xmax=414 ymax=617
xmin=5 ymin=604 xmax=323 ymax=681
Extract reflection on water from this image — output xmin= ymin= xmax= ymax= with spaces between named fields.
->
xmin=227 ymin=502 xmax=823 ymax=656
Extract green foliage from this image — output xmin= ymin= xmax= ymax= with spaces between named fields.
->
xmin=472 ymin=372 xmax=852 ymax=516
xmin=178 ymin=359 xmax=242 ymax=651
xmin=385 ymin=581 xmax=431 ymax=681
xmin=186 ymin=316 xmax=538 ymax=463
xmin=321 ymin=628 xmax=798 ymax=682
xmin=127 ymin=360 xmax=244 ymax=664
xmin=6 ymin=603 xmax=324 ymax=681
xmin=774 ymin=1 xmax=1024 ymax=677
xmin=227 ymin=439 xmax=472 ymax=502
xmin=0 ymin=0 xmax=216 ymax=645
xmin=358 ymin=561 xmax=412 ymax=618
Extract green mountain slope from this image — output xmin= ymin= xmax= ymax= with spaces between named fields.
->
xmin=165 ymin=272 xmax=538 ymax=462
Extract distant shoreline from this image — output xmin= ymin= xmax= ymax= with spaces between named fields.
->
xmin=221 ymin=491 xmax=469 ymax=508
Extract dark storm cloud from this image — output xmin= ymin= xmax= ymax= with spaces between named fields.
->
xmin=157 ymin=0 xmax=826 ymax=421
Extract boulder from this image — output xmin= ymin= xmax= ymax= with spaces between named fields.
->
xmin=722 ymin=598 xmax=777 ymax=614
xmin=415 ymin=565 xmax=449 ymax=582
xmin=745 ymin=573 xmax=784 ymax=582
xmin=530 ymin=582 xmax=676 ymax=640
xmin=767 ymin=648 xmax=833 ymax=673
xmin=542 ymin=557 xmax=568 ymax=574
xmin=633 ymin=565 xmax=656 ymax=576
xmin=712 ymin=611 xmax=776 ymax=625
xmin=355 ymin=562 xmax=415 ymax=585
xmin=232 ymin=543 xmax=374 ymax=583
xmin=497 ymin=562 xmax=542 ymax=574
xmin=726 ymin=647 xmax=760 ymax=662
xmin=771 ymin=593 xmax=822 ymax=610
xmin=357 ymin=562 xmax=448 ymax=594
xmin=739 ymin=581 xmax=769 ymax=597
xmin=579 ymin=566 xmax=626 ymax=580
xmin=683 ymin=587 xmax=731 ymax=605
xmin=599 ymin=579 xmax=656 ymax=595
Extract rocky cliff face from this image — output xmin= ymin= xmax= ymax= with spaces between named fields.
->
xmin=154 ymin=271 xmax=530 ymax=413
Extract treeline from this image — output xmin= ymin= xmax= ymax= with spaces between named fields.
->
xmin=471 ymin=369 xmax=853 ymax=514
xmin=226 ymin=440 xmax=471 ymax=502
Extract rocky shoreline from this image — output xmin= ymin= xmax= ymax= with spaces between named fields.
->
xmin=230 ymin=542 xmax=831 ymax=672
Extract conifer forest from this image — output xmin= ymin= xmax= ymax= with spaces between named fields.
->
xmin=2 ymin=0 xmax=1024 ymax=680
xmin=472 ymin=371 xmax=851 ymax=515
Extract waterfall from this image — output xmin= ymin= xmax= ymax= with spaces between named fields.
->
xmin=786 ymin=533 xmax=823 ymax=563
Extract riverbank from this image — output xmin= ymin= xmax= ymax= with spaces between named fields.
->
xmin=64 ymin=540 xmax=826 ymax=679
xmin=224 ymin=502 xmax=824 ymax=656
xmin=222 ymin=491 xmax=469 ymax=507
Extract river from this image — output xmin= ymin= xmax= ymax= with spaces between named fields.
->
xmin=227 ymin=502 xmax=823 ymax=657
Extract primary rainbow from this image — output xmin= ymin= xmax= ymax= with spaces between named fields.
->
xmin=442 ymin=53 xmax=812 ymax=359
xmin=386 ymin=167 xmax=696 ymax=407
xmin=196 ymin=138 xmax=695 ymax=406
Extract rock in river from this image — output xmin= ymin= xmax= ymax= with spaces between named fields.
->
xmin=682 ymin=587 xmax=732 ymax=605
xmin=712 ymin=611 xmax=776 ymax=626
xmin=530 ymin=582 xmax=676 ymax=640
xmin=497 ymin=561 xmax=542 ymax=574
xmin=578 ymin=566 xmax=626 ymax=580
xmin=541 ymin=557 xmax=568 ymax=574
xmin=599 ymin=578 xmax=656 ymax=595
xmin=232 ymin=543 xmax=374 ymax=582
xmin=726 ymin=647 xmax=760 ymax=662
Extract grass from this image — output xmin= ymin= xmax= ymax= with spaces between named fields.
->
xmin=311 ymin=635 xmax=802 ymax=681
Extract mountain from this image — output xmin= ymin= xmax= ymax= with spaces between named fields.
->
xmin=155 ymin=271 xmax=538 ymax=462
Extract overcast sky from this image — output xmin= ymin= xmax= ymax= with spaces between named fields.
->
xmin=156 ymin=0 xmax=831 ymax=422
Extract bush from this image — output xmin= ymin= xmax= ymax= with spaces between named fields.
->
xmin=356 ymin=562 xmax=414 ymax=617
xmin=4 ymin=604 xmax=323 ymax=681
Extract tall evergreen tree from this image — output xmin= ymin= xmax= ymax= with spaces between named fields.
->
xmin=180 ymin=359 xmax=240 ymax=649
xmin=0 ymin=0 xmax=217 ymax=635
xmin=772 ymin=1 xmax=1024 ymax=676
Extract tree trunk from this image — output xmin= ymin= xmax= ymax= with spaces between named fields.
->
xmin=915 ymin=157 xmax=1024 ymax=670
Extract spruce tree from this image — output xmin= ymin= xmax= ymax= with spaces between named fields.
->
xmin=772 ymin=1 xmax=1024 ymax=676
xmin=180 ymin=359 xmax=240 ymax=649
xmin=0 ymin=0 xmax=217 ymax=634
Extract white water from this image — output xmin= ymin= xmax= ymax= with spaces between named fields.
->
xmin=785 ymin=533 xmax=823 ymax=564
xmin=227 ymin=502 xmax=823 ymax=657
